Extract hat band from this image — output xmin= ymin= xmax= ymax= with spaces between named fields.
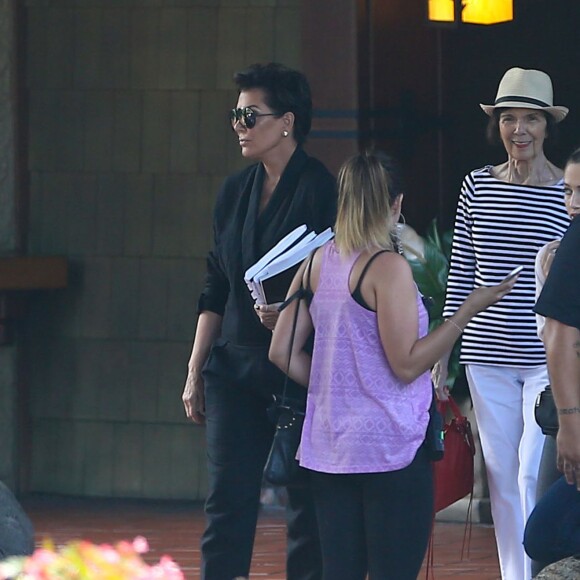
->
xmin=495 ymin=95 xmax=551 ymax=108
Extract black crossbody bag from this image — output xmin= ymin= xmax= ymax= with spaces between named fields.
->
xmin=534 ymin=385 xmax=559 ymax=437
xmin=263 ymin=256 xmax=315 ymax=487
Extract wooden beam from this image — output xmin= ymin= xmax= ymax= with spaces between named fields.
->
xmin=0 ymin=256 xmax=68 ymax=290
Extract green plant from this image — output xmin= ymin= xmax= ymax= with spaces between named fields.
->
xmin=400 ymin=219 xmax=462 ymax=389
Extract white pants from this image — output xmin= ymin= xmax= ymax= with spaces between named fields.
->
xmin=466 ymin=364 xmax=548 ymax=580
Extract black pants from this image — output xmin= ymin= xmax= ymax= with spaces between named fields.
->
xmin=200 ymin=339 xmax=322 ymax=580
xmin=530 ymin=435 xmax=561 ymax=577
xmin=311 ymin=446 xmax=433 ymax=580
xmin=524 ymin=475 xmax=580 ymax=570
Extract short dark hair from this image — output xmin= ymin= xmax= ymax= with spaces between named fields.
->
xmin=233 ymin=63 xmax=312 ymax=145
xmin=486 ymin=108 xmax=559 ymax=146
xmin=565 ymin=147 xmax=580 ymax=169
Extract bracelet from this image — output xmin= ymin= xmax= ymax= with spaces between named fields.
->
xmin=445 ymin=318 xmax=464 ymax=334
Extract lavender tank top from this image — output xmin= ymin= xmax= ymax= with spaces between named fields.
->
xmin=299 ymin=242 xmax=431 ymax=473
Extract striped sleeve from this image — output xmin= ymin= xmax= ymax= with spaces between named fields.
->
xmin=443 ymin=174 xmax=476 ymax=317
xmin=442 ymin=167 xmax=569 ymax=366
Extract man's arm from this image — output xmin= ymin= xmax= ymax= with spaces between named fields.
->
xmin=543 ymin=317 xmax=580 ymax=489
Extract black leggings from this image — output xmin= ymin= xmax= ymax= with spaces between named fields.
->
xmin=311 ymin=446 xmax=433 ymax=580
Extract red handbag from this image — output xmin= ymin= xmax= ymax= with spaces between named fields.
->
xmin=433 ymin=396 xmax=476 ymax=512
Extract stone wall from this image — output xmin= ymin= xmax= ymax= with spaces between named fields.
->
xmin=23 ymin=0 xmax=301 ymax=499
xmin=0 ymin=0 xmax=16 ymax=251
xmin=0 ymin=0 xmax=19 ymax=491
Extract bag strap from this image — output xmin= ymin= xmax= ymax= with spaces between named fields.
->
xmin=437 ymin=394 xmax=463 ymax=418
xmin=277 ymin=251 xmax=317 ymax=407
xmin=278 ymin=249 xmax=317 ymax=313
xmin=445 ymin=396 xmax=463 ymax=419
xmin=280 ymin=288 xmax=302 ymax=406
xmin=438 ymin=396 xmax=476 ymax=455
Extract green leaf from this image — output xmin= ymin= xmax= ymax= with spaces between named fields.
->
xmin=404 ymin=219 xmax=463 ymax=391
xmin=441 ymin=229 xmax=454 ymax=258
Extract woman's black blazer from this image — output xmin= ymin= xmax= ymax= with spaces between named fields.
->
xmin=198 ymin=146 xmax=337 ymax=347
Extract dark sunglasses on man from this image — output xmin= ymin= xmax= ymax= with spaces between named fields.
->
xmin=229 ymin=106 xmax=278 ymax=129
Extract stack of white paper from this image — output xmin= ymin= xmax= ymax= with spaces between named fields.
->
xmin=244 ymin=225 xmax=334 ymax=305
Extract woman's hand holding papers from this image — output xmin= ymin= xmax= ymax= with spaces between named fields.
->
xmin=254 ymin=302 xmax=283 ymax=330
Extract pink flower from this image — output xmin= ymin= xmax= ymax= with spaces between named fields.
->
xmin=23 ymin=547 xmax=58 ymax=574
xmin=149 ymin=556 xmax=184 ymax=580
xmin=132 ymin=536 xmax=150 ymax=555
xmin=97 ymin=543 xmax=121 ymax=564
xmin=2 ymin=536 xmax=183 ymax=579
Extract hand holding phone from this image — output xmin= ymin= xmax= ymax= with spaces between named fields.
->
xmin=467 ymin=265 xmax=522 ymax=312
xmin=502 ymin=265 xmax=524 ymax=283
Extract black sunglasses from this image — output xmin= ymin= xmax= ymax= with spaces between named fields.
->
xmin=229 ymin=107 xmax=278 ymax=129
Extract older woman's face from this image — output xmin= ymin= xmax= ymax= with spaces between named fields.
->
xmin=563 ymin=162 xmax=580 ymax=220
xmin=232 ymin=88 xmax=289 ymax=160
xmin=498 ymin=108 xmax=548 ymax=162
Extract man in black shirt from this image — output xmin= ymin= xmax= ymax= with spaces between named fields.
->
xmin=534 ymin=215 xmax=580 ymax=484
xmin=526 ymin=148 xmax=580 ymax=572
xmin=526 ymin=214 xmax=580 ymax=570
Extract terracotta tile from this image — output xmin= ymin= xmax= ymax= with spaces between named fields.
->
xmin=22 ymin=496 xmax=501 ymax=579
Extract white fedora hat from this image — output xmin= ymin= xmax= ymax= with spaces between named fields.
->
xmin=480 ymin=67 xmax=569 ymax=123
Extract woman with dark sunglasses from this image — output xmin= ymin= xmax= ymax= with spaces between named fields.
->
xmin=181 ymin=62 xmax=336 ymax=580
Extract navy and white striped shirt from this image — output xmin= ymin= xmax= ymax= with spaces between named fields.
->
xmin=443 ymin=166 xmax=569 ymax=366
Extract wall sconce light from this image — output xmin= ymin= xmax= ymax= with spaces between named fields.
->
xmin=428 ymin=0 xmax=513 ymax=25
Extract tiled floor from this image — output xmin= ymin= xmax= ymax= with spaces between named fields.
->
xmin=22 ymin=495 xmax=500 ymax=579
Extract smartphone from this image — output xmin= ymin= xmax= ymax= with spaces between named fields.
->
xmin=502 ymin=265 xmax=524 ymax=283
